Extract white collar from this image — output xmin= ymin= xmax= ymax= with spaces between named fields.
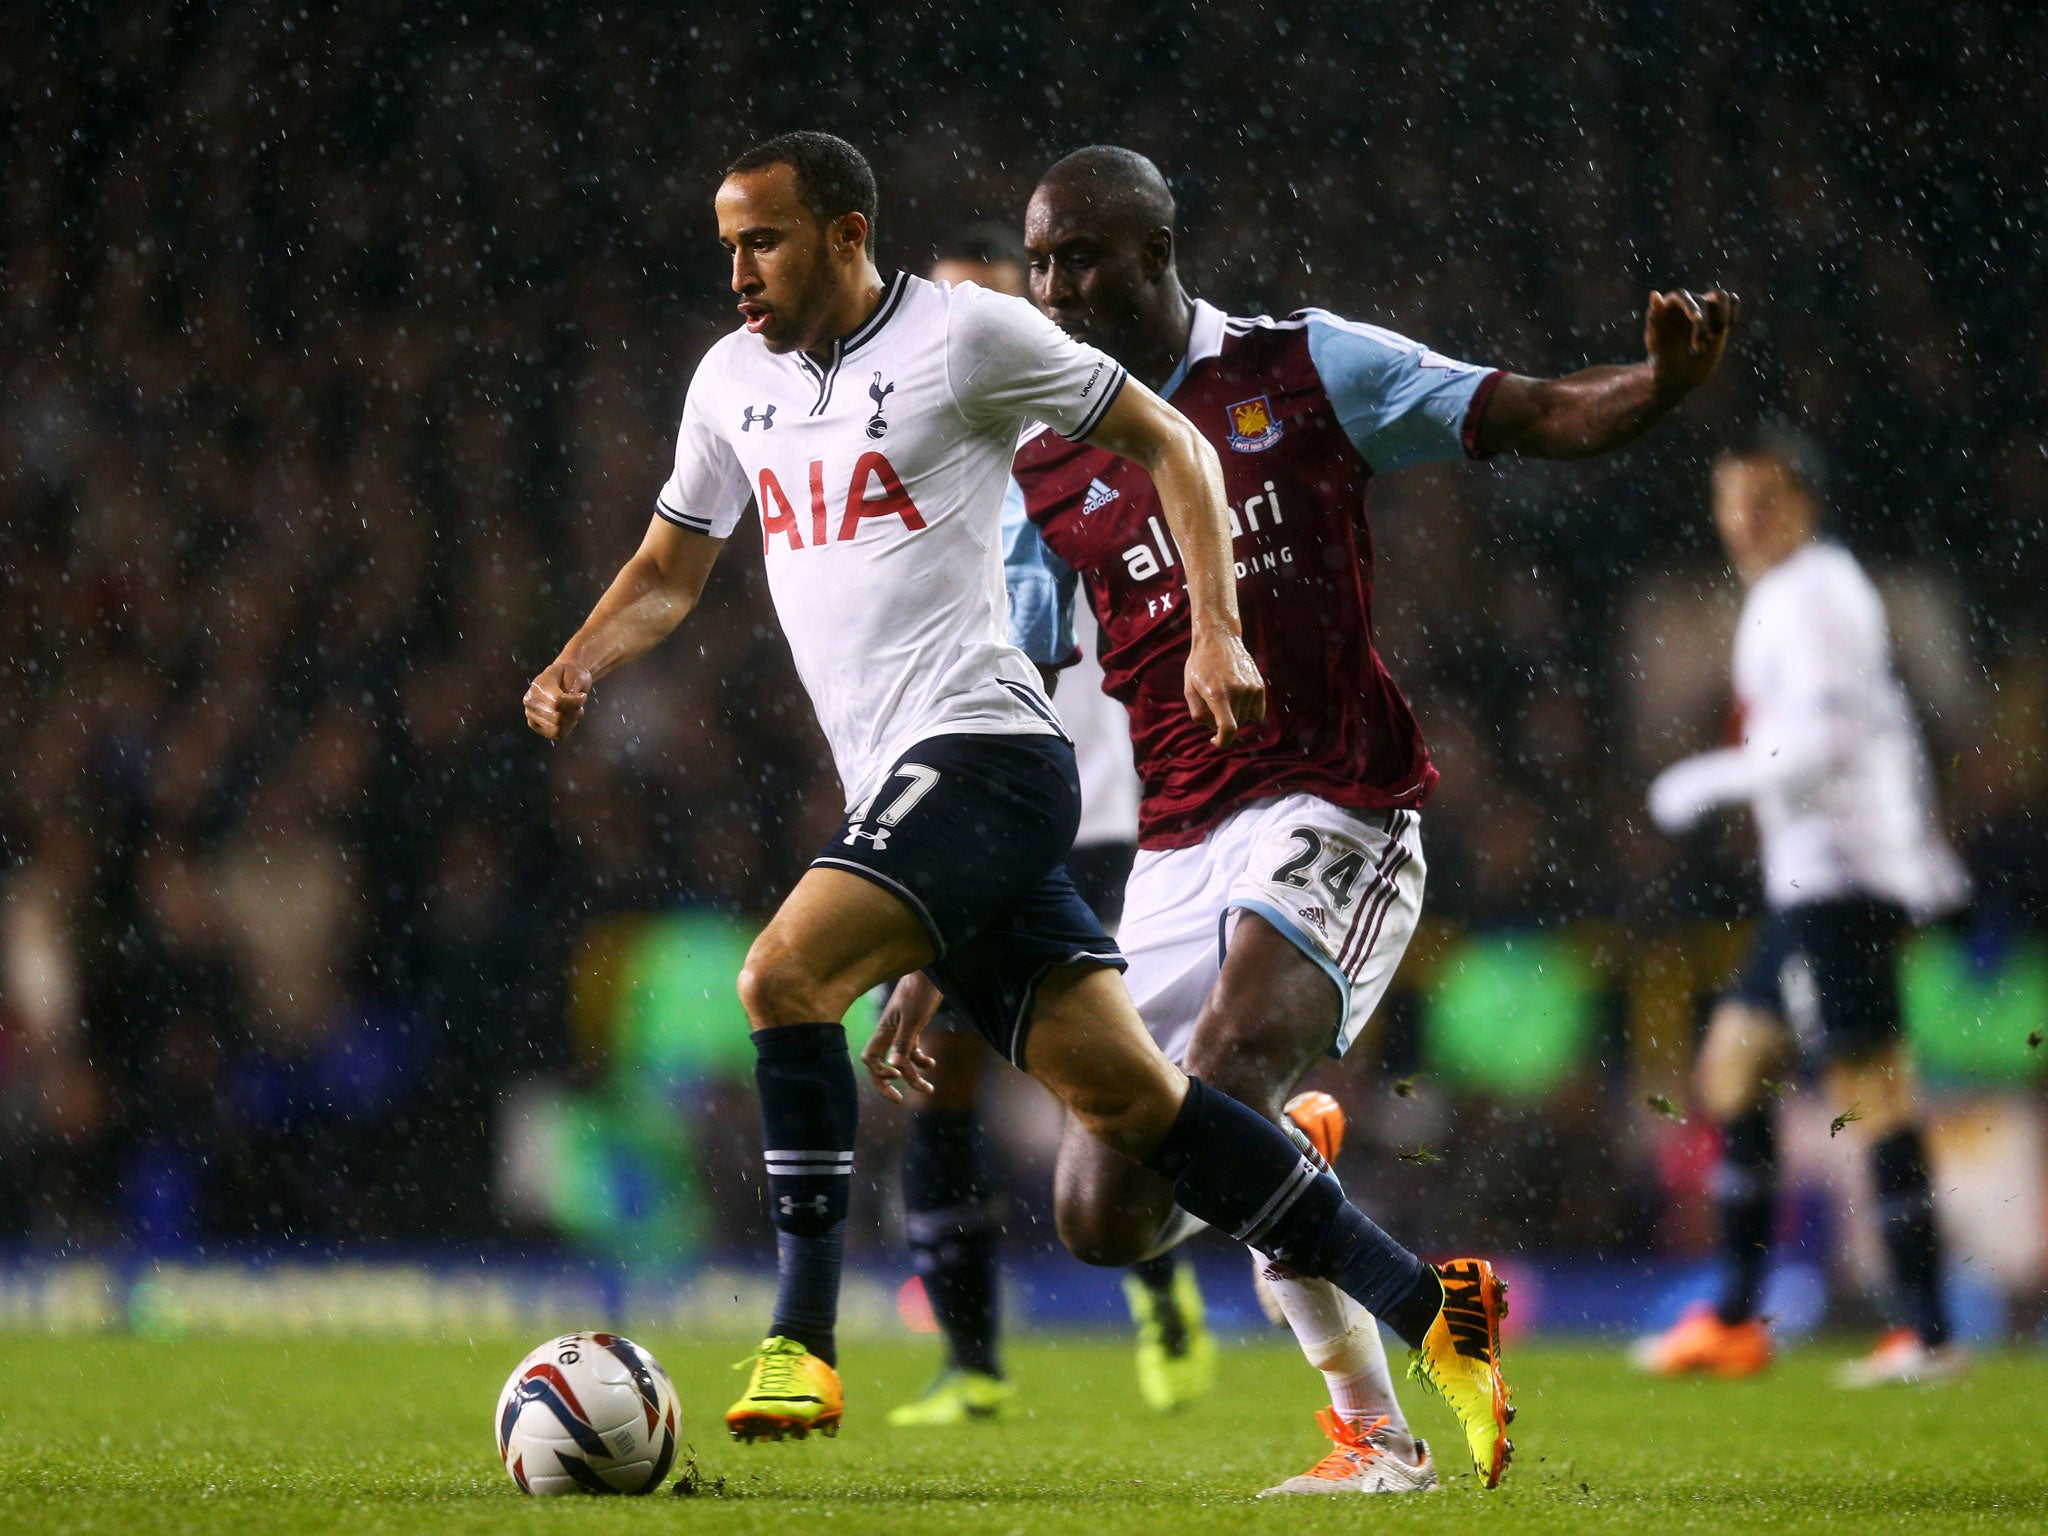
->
xmin=1158 ymin=298 xmax=1227 ymax=399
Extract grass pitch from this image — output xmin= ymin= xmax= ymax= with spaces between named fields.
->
xmin=2 ymin=1331 xmax=2042 ymax=1535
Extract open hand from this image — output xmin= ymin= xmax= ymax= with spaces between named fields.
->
xmin=862 ymin=973 xmax=943 ymax=1103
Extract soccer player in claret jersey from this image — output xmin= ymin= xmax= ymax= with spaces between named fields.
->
xmin=524 ymin=132 xmax=1519 ymax=1484
xmin=869 ymin=146 xmax=1738 ymax=1493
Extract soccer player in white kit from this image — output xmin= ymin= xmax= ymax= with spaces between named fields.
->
xmin=523 ymin=133 xmax=1516 ymax=1470
xmin=1636 ymin=431 xmax=1971 ymax=1386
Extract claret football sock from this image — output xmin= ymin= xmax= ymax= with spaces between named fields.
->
xmin=755 ymin=1022 xmax=859 ymax=1366
xmin=904 ymin=1107 xmax=1005 ymax=1378
xmin=1872 ymin=1126 xmax=1950 ymax=1348
xmin=1140 ymin=1077 xmax=1439 ymax=1348
xmin=1714 ymin=1107 xmax=1777 ymax=1327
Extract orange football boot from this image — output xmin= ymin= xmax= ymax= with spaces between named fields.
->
xmin=1285 ymin=1090 xmax=1346 ymax=1165
xmin=1631 ymin=1302 xmax=1774 ymax=1378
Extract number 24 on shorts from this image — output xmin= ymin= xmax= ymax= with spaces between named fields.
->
xmin=1271 ymin=828 xmax=1370 ymax=911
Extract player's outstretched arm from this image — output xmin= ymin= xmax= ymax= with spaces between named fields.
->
xmin=1474 ymin=288 xmax=1741 ymax=459
xmin=523 ymin=518 xmax=726 ymax=742
xmin=1084 ymin=382 xmax=1265 ymax=747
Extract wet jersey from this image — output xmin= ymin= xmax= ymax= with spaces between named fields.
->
xmin=1008 ymin=299 xmax=1500 ymax=849
xmin=656 ymin=271 xmax=1127 ymax=808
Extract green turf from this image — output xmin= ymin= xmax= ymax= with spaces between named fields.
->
xmin=2 ymin=1332 xmax=2042 ymax=1534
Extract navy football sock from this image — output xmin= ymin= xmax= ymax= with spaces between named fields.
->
xmin=1714 ymin=1108 xmax=1777 ymax=1327
xmin=1872 ymin=1126 xmax=1949 ymax=1347
xmin=1140 ymin=1078 xmax=1440 ymax=1348
xmin=755 ymin=1023 xmax=858 ymax=1367
xmin=904 ymin=1107 xmax=1004 ymax=1378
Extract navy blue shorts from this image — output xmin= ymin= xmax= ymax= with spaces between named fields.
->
xmin=925 ymin=837 xmax=1135 ymax=1043
xmin=813 ymin=732 xmax=1126 ymax=1066
xmin=1726 ymin=897 xmax=1908 ymax=1063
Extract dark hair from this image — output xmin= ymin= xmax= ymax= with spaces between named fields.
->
xmin=725 ymin=131 xmax=879 ymax=247
xmin=1728 ymin=419 xmax=1830 ymax=506
xmin=934 ymin=223 xmax=1024 ymax=268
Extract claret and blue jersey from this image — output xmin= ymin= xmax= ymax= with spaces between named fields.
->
xmin=1007 ymin=299 xmax=1501 ymax=850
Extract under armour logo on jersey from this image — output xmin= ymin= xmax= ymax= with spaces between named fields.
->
xmin=865 ymin=373 xmax=894 ymax=440
xmin=742 ymin=404 xmax=776 ymax=431
xmin=779 ymin=1194 xmax=831 ymax=1217
xmin=1081 ymin=478 xmax=1119 ymax=516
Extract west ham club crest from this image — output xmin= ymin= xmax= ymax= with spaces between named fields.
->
xmin=1225 ymin=395 xmax=1282 ymax=452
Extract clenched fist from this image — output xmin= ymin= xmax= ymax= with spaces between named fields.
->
xmin=524 ymin=660 xmax=593 ymax=742
xmin=1644 ymin=288 xmax=1740 ymax=402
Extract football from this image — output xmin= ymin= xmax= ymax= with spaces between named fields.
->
xmin=494 ymin=1332 xmax=679 ymax=1495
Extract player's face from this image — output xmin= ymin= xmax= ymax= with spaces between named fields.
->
xmin=1713 ymin=457 xmax=1813 ymax=583
xmin=1023 ymin=192 xmax=1152 ymax=355
xmin=716 ymin=166 xmax=834 ymax=353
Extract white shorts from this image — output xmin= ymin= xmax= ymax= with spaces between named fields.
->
xmin=1118 ymin=794 xmax=1426 ymax=1064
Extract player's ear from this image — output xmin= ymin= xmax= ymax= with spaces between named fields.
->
xmin=1141 ymin=227 xmax=1174 ymax=282
xmin=833 ymin=210 xmax=869 ymax=261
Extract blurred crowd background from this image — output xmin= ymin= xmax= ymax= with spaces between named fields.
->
xmin=2 ymin=2 xmax=2043 ymax=1326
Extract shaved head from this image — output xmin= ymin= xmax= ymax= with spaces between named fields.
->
xmin=1025 ymin=146 xmax=1191 ymax=382
xmin=1036 ymin=145 xmax=1177 ymax=236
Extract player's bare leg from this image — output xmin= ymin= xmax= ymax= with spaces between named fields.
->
xmin=728 ymin=869 xmax=935 ymax=1441
xmin=1053 ymin=916 xmax=1337 ymax=1261
xmin=1055 ymin=914 xmax=1425 ymax=1464
xmin=1031 ymin=950 xmax=1510 ymax=1485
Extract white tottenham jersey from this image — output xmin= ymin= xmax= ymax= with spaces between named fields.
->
xmin=1648 ymin=541 xmax=1969 ymax=920
xmin=655 ymin=272 xmax=1128 ymax=807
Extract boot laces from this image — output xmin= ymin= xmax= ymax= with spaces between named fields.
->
xmin=1302 ymin=1409 xmax=1389 ymax=1479
xmin=735 ymin=1338 xmax=808 ymax=1397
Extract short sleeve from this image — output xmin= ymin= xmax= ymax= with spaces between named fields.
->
xmin=1303 ymin=311 xmax=1503 ymax=473
xmin=1002 ymin=474 xmax=1081 ymax=667
xmin=947 ymin=284 xmax=1127 ymax=442
xmin=655 ymin=347 xmax=750 ymax=538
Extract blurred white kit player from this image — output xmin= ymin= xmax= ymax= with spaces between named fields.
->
xmin=1640 ymin=445 xmax=1969 ymax=1389
xmin=1649 ymin=538 xmax=1967 ymax=925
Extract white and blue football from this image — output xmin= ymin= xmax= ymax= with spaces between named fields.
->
xmin=495 ymin=1332 xmax=679 ymax=1495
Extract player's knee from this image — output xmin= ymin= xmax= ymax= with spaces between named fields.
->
xmin=737 ymin=936 xmax=823 ymax=1029
xmin=1696 ymin=1053 xmax=1760 ymax=1124
xmin=1065 ymin=1085 xmax=1172 ymax=1164
xmin=1055 ymin=1196 xmax=1147 ymax=1268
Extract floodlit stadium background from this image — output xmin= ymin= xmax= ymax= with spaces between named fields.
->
xmin=2 ymin=2 xmax=2042 ymax=1339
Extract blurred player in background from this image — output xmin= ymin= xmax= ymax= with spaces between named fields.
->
xmin=887 ymin=230 xmax=1161 ymax=1429
xmin=871 ymin=145 xmax=1737 ymax=1493
xmin=1635 ymin=432 xmax=1970 ymax=1387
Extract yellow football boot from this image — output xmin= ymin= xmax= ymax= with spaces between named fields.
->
xmin=726 ymin=1336 xmax=844 ymax=1441
xmin=885 ymin=1368 xmax=1016 ymax=1427
xmin=1124 ymin=1262 xmax=1217 ymax=1412
xmin=1405 ymin=1258 xmax=1514 ymax=1487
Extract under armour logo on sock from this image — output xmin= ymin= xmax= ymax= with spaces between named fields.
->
xmin=779 ymin=1193 xmax=832 ymax=1217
